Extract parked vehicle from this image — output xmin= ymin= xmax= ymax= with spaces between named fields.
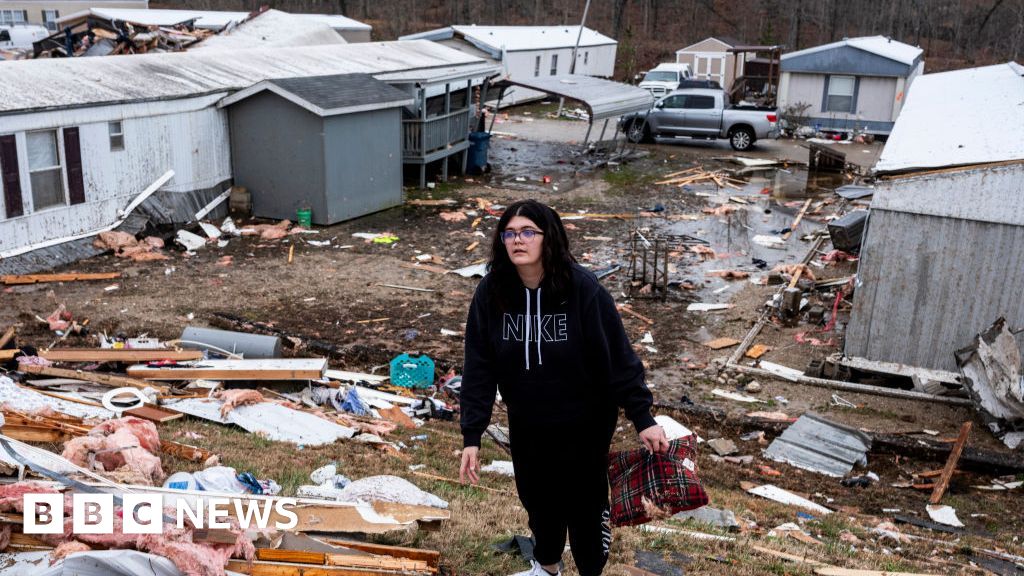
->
xmin=620 ymin=88 xmax=779 ymax=151
xmin=0 ymin=25 xmax=48 ymax=50
xmin=638 ymin=63 xmax=692 ymax=97
xmin=677 ymin=78 xmax=722 ymax=90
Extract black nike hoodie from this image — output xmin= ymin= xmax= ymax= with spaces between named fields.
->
xmin=461 ymin=263 xmax=657 ymax=447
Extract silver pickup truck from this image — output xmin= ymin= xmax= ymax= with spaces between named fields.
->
xmin=620 ymin=88 xmax=779 ymax=151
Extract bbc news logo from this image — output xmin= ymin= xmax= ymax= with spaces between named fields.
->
xmin=23 ymin=494 xmax=300 ymax=534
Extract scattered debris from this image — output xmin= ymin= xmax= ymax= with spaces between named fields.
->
xmin=744 ymin=483 xmax=833 ymax=514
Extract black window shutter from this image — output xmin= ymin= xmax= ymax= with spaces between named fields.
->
xmin=63 ymin=127 xmax=85 ymax=205
xmin=0 ymin=135 xmax=23 ymax=218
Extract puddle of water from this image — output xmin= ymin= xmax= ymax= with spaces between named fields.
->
xmin=665 ymin=166 xmax=844 ymax=299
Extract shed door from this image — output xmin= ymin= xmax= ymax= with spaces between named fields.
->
xmin=696 ymin=54 xmax=726 ymax=84
xmin=0 ymin=134 xmax=23 ymax=218
xmin=63 ymin=127 xmax=85 ymax=205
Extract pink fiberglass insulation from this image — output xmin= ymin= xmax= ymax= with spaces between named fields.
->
xmin=91 ymin=417 xmax=161 ymax=453
xmin=0 ymin=481 xmax=60 ymax=513
xmin=50 ymin=540 xmax=92 ymax=563
xmin=61 ymin=417 xmax=164 ymax=484
xmin=212 ymin=389 xmax=265 ymax=417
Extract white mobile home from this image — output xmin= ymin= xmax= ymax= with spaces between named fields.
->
xmin=778 ymin=36 xmax=923 ymax=135
xmin=400 ymin=25 xmax=617 ymax=105
xmin=0 ymin=41 xmax=499 ymax=273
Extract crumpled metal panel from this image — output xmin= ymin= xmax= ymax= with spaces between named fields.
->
xmin=763 ymin=413 xmax=871 ymax=477
xmin=500 ymin=74 xmax=654 ymax=121
xmin=165 ymin=398 xmax=356 ymax=446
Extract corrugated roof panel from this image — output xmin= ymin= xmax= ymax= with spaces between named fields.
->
xmin=0 ymin=41 xmax=484 ymax=114
xmin=874 ymin=62 xmax=1024 ymax=173
xmin=402 ymin=25 xmax=616 ymax=53
xmin=57 ymin=7 xmax=371 ymax=31
xmin=500 ymin=74 xmax=653 ymax=121
xmin=763 ymin=413 xmax=871 ymax=477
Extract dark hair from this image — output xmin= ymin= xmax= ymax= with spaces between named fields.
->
xmin=487 ymin=199 xmax=577 ymax=308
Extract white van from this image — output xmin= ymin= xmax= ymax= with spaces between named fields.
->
xmin=639 ymin=63 xmax=693 ymax=97
xmin=0 ymin=25 xmax=49 ymax=51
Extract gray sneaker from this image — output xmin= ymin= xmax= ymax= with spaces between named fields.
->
xmin=509 ymin=561 xmax=560 ymax=576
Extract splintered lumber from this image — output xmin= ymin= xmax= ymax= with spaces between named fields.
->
xmin=930 ymin=421 xmax=972 ymax=504
xmin=255 ymin=549 xmax=432 ymax=572
xmin=406 ymin=199 xmax=457 ymax=206
xmin=18 ymin=364 xmax=167 ymax=393
xmin=323 ymin=540 xmax=440 ymax=569
xmin=375 ymin=283 xmax=435 ymax=293
xmin=398 ymin=262 xmax=449 ymax=275
xmin=617 ymin=304 xmax=655 ymax=325
xmin=0 ymin=423 xmax=77 ymax=443
xmin=227 ymin=559 xmax=431 ymax=576
xmin=0 ymin=350 xmax=20 ymax=361
xmin=811 ymin=565 xmax=937 ymax=569
xmin=410 ymin=470 xmax=511 ymax=495
xmin=126 ymin=405 xmax=184 ymax=424
xmin=0 ymin=326 xmax=15 ymax=349
xmin=127 ymin=358 xmax=328 ymax=381
xmin=160 ymin=439 xmax=213 ymax=462
xmin=782 ymin=198 xmax=813 ymax=240
xmin=1 ymin=272 xmax=120 ymax=285
xmin=38 ymin=348 xmax=204 ymax=362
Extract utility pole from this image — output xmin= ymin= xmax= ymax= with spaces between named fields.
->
xmin=557 ymin=0 xmax=591 ymax=118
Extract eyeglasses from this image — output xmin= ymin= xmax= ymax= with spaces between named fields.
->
xmin=500 ymin=229 xmax=544 ymax=243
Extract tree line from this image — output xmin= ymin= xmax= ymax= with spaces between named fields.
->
xmin=162 ymin=0 xmax=1024 ymax=78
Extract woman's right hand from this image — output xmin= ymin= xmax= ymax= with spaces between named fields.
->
xmin=460 ymin=446 xmax=480 ymax=485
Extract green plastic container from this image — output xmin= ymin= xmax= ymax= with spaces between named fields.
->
xmin=296 ymin=208 xmax=312 ymax=228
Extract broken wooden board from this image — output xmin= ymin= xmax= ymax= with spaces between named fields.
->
xmin=18 ymin=365 xmax=167 ymax=393
xmin=704 ymin=338 xmax=740 ymax=350
xmin=255 ymin=549 xmax=432 ymax=572
xmin=398 ymin=262 xmax=449 ymax=275
xmin=1 ymin=272 xmax=120 ymax=285
xmin=38 ymin=348 xmax=204 ymax=362
xmin=815 ymin=569 xmax=940 ymax=576
xmin=0 ymin=349 xmax=21 ymax=361
xmin=227 ymin=559 xmax=432 ymax=576
xmin=930 ymin=421 xmax=971 ymax=504
xmin=128 ymin=358 xmax=327 ymax=380
xmin=0 ymin=326 xmax=15 ymax=349
xmin=125 ymin=404 xmax=184 ymax=424
xmin=323 ymin=540 xmax=440 ymax=569
xmin=745 ymin=344 xmax=771 ymax=359
xmin=160 ymin=439 xmax=214 ymax=463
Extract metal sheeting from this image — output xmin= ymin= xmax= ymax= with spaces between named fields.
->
xmin=164 ymin=398 xmax=356 ymax=445
xmin=0 ymin=41 xmax=484 ymax=114
xmin=875 ymin=62 xmax=1024 ymax=173
xmin=499 ymin=75 xmax=653 ymax=121
xmin=763 ymin=413 xmax=871 ymax=477
xmin=400 ymin=25 xmax=616 ymax=55
xmin=846 ymin=173 xmax=1024 ymax=371
xmin=58 ymin=7 xmax=371 ymax=31
xmin=782 ymin=35 xmax=923 ymax=67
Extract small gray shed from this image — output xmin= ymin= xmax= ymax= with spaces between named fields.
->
xmin=219 ymin=73 xmax=413 ymax=225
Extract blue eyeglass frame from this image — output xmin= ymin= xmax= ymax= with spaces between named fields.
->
xmin=500 ymin=229 xmax=544 ymax=243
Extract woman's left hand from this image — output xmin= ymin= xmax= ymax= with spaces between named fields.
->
xmin=639 ymin=425 xmax=670 ymax=454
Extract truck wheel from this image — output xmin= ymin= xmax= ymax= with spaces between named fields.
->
xmin=626 ymin=120 xmax=652 ymax=144
xmin=729 ymin=127 xmax=755 ymax=151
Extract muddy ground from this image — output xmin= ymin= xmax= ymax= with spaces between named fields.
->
xmin=2 ymin=113 xmax=1022 ymax=575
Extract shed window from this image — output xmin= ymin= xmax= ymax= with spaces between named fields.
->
xmin=0 ymin=30 xmax=9 ymax=42
xmin=42 ymin=10 xmax=59 ymax=31
xmin=27 ymin=130 xmax=65 ymax=210
xmin=534 ymin=55 xmax=540 ymax=77
xmin=550 ymin=54 xmax=558 ymax=76
xmin=109 ymin=121 xmax=124 ymax=151
xmin=825 ymin=75 xmax=855 ymax=113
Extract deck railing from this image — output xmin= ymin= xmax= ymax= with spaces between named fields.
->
xmin=402 ymin=108 xmax=471 ymax=158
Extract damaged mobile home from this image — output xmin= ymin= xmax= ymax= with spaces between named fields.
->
xmin=846 ymin=62 xmax=1024 ymax=372
xmin=0 ymin=40 xmax=500 ymax=273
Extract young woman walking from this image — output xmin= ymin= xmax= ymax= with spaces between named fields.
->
xmin=459 ymin=199 xmax=668 ymax=576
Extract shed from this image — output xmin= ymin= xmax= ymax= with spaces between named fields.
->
xmin=845 ymin=62 xmax=1024 ymax=372
xmin=400 ymin=25 xmax=617 ymax=105
xmin=219 ymin=74 xmax=412 ymax=225
xmin=778 ymin=36 xmax=923 ymax=135
xmin=675 ymin=37 xmax=743 ymax=90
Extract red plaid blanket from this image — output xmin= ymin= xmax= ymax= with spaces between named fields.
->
xmin=607 ymin=436 xmax=708 ymax=527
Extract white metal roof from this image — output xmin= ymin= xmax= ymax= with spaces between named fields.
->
xmin=190 ymin=9 xmax=346 ymax=51
xmin=56 ymin=7 xmax=371 ymax=31
xmin=874 ymin=62 xmax=1024 ymax=174
xmin=0 ymin=40 xmax=487 ymax=114
xmin=782 ymin=35 xmax=922 ymax=66
xmin=499 ymin=74 xmax=653 ymax=121
xmin=401 ymin=25 xmax=615 ymax=54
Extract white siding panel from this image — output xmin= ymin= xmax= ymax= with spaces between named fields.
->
xmin=0 ymin=104 xmax=231 ymax=253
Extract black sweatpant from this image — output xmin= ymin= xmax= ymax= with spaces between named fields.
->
xmin=509 ymin=417 xmax=614 ymax=576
